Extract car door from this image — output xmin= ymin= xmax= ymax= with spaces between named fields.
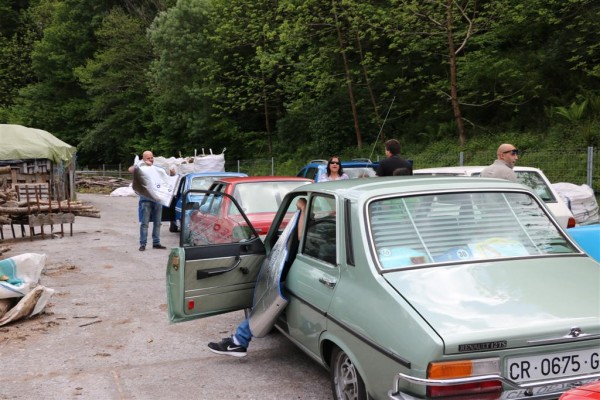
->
xmin=282 ymin=194 xmax=341 ymax=355
xmin=166 ymin=189 xmax=266 ymax=323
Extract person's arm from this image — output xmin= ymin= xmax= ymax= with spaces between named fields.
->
xmin=296 ymin=199 xmax=307 ymax=240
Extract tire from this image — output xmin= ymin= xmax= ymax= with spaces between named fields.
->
xmin=169 ymin=221 xmax=179 ymax=233
xmin=330 ymin=347 xmax=368 ymax=400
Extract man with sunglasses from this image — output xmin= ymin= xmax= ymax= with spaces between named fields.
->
xmin=481 ymin=143 xmax=519 ymax=182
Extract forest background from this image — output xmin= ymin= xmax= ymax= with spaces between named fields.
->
xmin=1 ymin=0 xmax=599 ymax=182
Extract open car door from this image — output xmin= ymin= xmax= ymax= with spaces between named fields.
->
xmin=166 ymin=189 xmax=266 ymax=323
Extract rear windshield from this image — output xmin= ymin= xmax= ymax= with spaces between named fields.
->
xmin=471 ymin=171 xmax=557 ymax=202
xmin=369 ymin=191 xmax=578 ymax=270
xmin=190 ymin=176 xmax=225 ymax=190
xmin=230 ymin=181 xmax=310 ymax=214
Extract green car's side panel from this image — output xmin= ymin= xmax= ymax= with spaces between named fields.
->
xmin=284 ymin=253 xmax=340 ymax=356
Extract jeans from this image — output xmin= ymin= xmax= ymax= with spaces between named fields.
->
xmin=234 ymin=318 xmax=253 ymax=348
xmin=140 ymin=200 xmax=163 ymax=246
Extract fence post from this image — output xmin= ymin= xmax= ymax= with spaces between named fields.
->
xmin=102 ymin=164 xmax=105 ymax=176
xmin=271 ymin=157 xmax=274 ymax=176
xmin=118 ymin=163 xmax=122 ymax=179
xmin=237 ymin=160 xmax=240 ymax=173
xmin=459 ymin=152 xmax=464 ymax=166
xmin=587 ymin=146 xmax=594 ymax=187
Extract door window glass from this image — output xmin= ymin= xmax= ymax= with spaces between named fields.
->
xmin=303 ymin=195 xmax=337 ymax=264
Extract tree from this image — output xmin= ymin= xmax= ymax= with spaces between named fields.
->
xmin=75 ymin=7 xmax=156 ymax=164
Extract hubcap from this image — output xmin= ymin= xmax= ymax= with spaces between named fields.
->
xmin=334 ymin=352 xmax=359 ymax=400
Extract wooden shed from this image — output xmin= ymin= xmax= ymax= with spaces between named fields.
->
xmin=0 ymin=124 xmax=77 ymax=201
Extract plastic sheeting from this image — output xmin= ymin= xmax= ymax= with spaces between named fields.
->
xmin=0 ymin=124 xmax=76 ymax=164
xmin=552 ymin=183 xmax=600 ymax=225
xmin=0 ymin=253 xmax=54 ymax=326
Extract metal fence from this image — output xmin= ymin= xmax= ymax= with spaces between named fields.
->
xmin=77 ymin=147 xmax=599 ymax=194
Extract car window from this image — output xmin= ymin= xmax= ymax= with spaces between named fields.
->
xmin=229 ymin=181 xmax=309 ymax=214
xmin=305 ymin=167 xmax=319 ymax=181
xmin=345 ymin=167 xmax=376 ymax=179
xmin=182 ymin=191 xmax=256 ymax=246
xmin=516 ymin=171 xmax=556 ymax=202
xmin=471 ymin=171 xmax=557 ymax=202
xmin=369 ymin=191 xmax=578 ymax=270
xmin=190 ymin=176 xmax=222 ymax=190
xmin=303 ymin=195 xmax=337 ymax=264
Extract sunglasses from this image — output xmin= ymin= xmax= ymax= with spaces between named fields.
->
xmin=329 ymin=161 xmax=340 ymax=165
xmin=502 ymin=149 xmax=519 ymax=155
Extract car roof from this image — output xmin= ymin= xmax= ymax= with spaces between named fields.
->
xmin=304 ymin=160 xmax=379 ymax=168
xmin=413 ymin=166 xmax=543 ymax=175
xmin=292 ymin=175 xmax=531 ymax=202
xmin=184 ymin=171 xmax=248 ymax=178
xmin=213 ymin=176 xmax=313 ymax=184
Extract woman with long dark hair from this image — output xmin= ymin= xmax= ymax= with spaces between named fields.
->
xmin=319 ymin=156 xmax=349 ymax=182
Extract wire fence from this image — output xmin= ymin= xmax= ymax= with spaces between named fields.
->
xmin=77 ymin=147 xmax=599 ymax=194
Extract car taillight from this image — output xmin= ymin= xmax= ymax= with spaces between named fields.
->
xmin=427 ymin=359 xmax=502 ymax=398
xmin=567 ymin=217 xmax=576 ymax=228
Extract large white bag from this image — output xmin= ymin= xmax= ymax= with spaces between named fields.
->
xmin=131 ymin=162 xmax=179 ymax=207
xmin=0 ymin=253 xmax=54 ymax=326
xmin=552 ymin=182 xmax=600 ymax=225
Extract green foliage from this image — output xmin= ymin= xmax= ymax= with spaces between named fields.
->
xmin=1 ymin=0 xmax=599 ymax=175
xmin=75 ymin=7 xmax=155 ymax=164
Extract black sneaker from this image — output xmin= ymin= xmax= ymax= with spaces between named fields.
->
xmin=207 ymin=336 xmax=247 ymax=358
xmin=153 ymin=244 xmax=166 ymax=249
xmin=139 ymin=245 xmax=145 ymax=251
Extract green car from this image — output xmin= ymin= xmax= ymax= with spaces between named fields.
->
xmin=166 ymin=177 xmax=600 ymax=400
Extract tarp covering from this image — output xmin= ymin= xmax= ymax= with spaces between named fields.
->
xmin=0 ymin=124 xmax=76 ymax=164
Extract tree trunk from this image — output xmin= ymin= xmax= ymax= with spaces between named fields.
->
xmin=446 ymin=0 xmax=466 ymax=148
xmin=356 ymin=31 xmax=382 ymax=139
xmin=261 ymin=72 xmax=273 ymax=156
xmin=332 ymin=0 xmax=362 ymax=148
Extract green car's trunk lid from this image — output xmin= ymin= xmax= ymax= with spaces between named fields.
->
xmin=384 ymin=256 xmax=600 ymax=355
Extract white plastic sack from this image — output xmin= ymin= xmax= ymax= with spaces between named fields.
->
xmin=110 ymin=184 xmax=137 ymax=197
xmin=552 ymin=182 xmax=600 ymax=225
xmin=193 ymin=153 xmax=225 ymax=172
xmin=0 ymin=253 xmax=54 ymax=326
xmin=0 ymin=253 xmax=47 ymax=299
xmin=131 ymin=162 xmax=179 ymax=207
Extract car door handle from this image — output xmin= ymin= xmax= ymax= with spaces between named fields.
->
xmin=319 ymin=277 xmax=336 ymax=288
xmin=197 ymin=255 xmax=242 ymax=279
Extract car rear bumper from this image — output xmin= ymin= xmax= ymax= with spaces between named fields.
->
xmin=388 ymin=372 xmax=600 ymax=400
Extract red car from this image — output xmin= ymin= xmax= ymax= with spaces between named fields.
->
xmin=185 ymin=176 xmax=312 ymax=245
xmin=560 ymin=381 xmax=600 ymax=399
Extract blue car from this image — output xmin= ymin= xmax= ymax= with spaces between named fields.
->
xmin=567 ymin=224 xmax=600 ymax=262
xmin=296 ymin=159 xmax=379 ymax=181
xmin=163 ymin=171 xmax=247 ymax=232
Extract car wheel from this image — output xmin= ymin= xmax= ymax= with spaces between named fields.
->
xmin=330 ymin=347 xmax=368 ymax=400
xmin=169 ymin=221 xmax=179 ymax=233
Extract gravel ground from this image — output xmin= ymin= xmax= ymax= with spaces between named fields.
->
xmin=0 ymin=193 xmax=330 ymax=400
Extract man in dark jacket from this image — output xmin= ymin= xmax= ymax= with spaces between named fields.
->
xmin=376 ymin=139 xmax=412 ymax=176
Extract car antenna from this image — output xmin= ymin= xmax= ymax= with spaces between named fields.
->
xmin=369 ymin=96 xmax=395 ymax=161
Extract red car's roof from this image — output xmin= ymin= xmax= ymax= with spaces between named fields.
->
xmin=213 ymin=176 xmax=313 ymax=184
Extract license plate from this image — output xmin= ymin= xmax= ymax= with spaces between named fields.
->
xmin=506 ymin=347 xmax=600 ymax=382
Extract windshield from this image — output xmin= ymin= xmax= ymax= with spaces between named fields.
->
xmin=369 ymin=191 xmax=577 ymax=270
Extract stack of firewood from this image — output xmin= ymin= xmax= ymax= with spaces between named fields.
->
xmin=76 ymin=175 xmax=131 ymax=193
xmin=0 ymin=188 xmax=101 ymax=221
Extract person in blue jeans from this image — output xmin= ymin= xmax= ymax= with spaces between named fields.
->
xmin=129 ymin=150 xmax=175 ymax=251
xmin=208 ymin=198 xmax=306 ymax=357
